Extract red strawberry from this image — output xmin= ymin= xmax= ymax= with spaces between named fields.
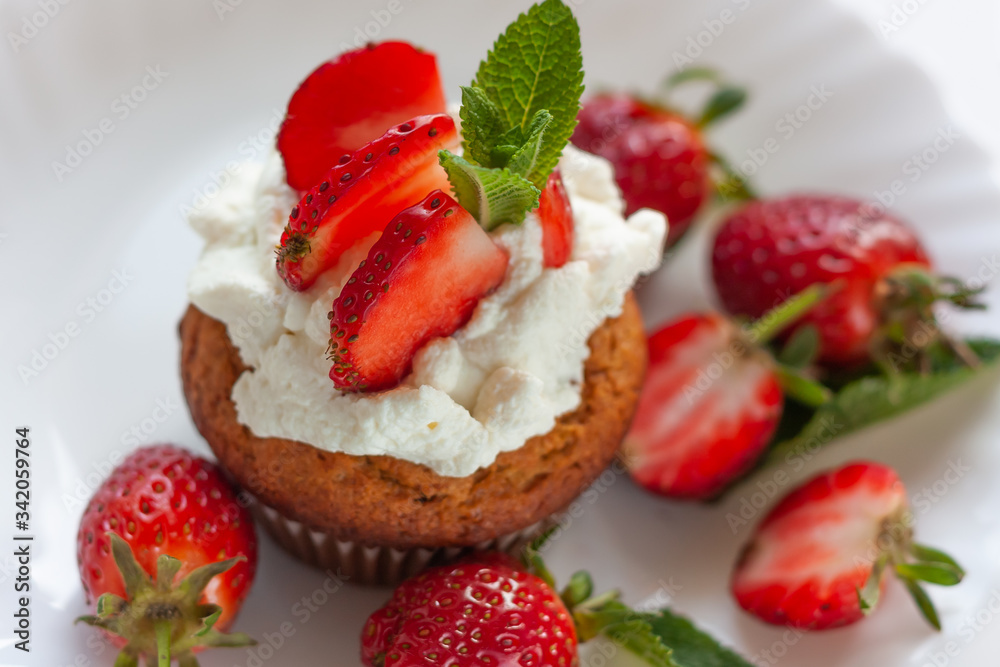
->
xmin=538 ymin=169 xmax=574 ymax=268
xmin=76 ymin=444 xmax=257 ymax=665
xmin=361 ymin=553 xmax=578 ymax=667
xmin=732 ymin=461 xmax=964 ymax=631
xmin=329 ymin=191 xmax=508 ymax=392
xmin=571 ymin=85 xmax=741 ymax=247
xmin=711 ymin=195 xmax=934 ymax=365
xmin=276 ymin=114 xmax=458 ymax=291
xmin=571 ymin=92 xmax=649 ymax=155
xmin=277 ymin=41 xmax=446 ymax=191
xmin=625 ymin=313 xmax=783 ymax=500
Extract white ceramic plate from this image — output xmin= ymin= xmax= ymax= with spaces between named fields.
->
xmin=3 ymin=0 xmax=1000 ymax=665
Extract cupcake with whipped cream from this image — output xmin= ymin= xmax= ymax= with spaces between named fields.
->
xmin=180 ymin=2 xmax=666 ymax=584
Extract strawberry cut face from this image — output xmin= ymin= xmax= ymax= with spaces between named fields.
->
xmin=732 ymin=462 xmax=909 ymax=630
xmin=329 ymin=191 xmax=509 ymax=393
xmin=277 ymin=41 xmax=447 ymax=192
xmin=276 ymin=114 xmax=458 ymax=291
xmin=625 ymin=313 xmax=782 ymax=500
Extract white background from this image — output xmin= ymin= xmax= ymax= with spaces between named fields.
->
xmin=2 ymin=1 xmax=1000 ymax=666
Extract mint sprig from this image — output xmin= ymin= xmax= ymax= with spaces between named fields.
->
xmin=523 ymin=535 xmax=754 ymax=667
xmin=443 ymin=0 xmax=584 ymax=230
xmin=470 ymin=0 xmax=583 ymax=183
xmin=439 ymin=152 xmax=540 ymax=230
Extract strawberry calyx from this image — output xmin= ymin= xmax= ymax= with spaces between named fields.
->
xmin=76 ymin=533 xmax=254 ymax=667
xmin=658 ymin=67 xmax=755 ymax=204
xmin=853 ymin=510 xmax=965 ymax=630
xmin=874 ymin=265 xmax=987 ymax=372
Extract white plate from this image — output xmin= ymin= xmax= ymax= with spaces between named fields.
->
xmin=3 ymin=0 xmax=1000 ymax=665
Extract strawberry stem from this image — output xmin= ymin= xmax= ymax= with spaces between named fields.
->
xmin=114 ymin=653 xmax=138 ymax=667
xmin=774 ymin=364 xmax=831 ymax=408
xmin=747 ymin=284 xmax=831 ymax=345
xmin=709 ymin=150 xmax=758 ymax=203
xmin=155 ymin=619 xmax=171 ymax=667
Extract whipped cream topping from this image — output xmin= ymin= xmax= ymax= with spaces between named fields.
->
xmin=187 ymin=144 xmax=666 ymax=477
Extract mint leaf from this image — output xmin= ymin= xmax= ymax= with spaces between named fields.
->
xmin=439 ymin=150 xmax=540 ymax=230
xmin=763 ymin=338 xmax=1000 ymax=466
xmin=506 ymin=109 xmax=553 ymax=183
xmin=604 ymin=616 xmax=679 ymax=667
xmin=575 ymin=600 xmax=678 ymax=667
xmin=641 ymin=610 xmax=754 ymax=667
xmin=459 ymin=86 xmax=506 ymax=168
xmin=471 ymin=0 xmax=584 ymax=186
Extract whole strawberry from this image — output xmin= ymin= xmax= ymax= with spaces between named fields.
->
xmin=731 ymin=461 xmax=964 ymax=631
xmin=711 ymin=194 xmax=980 ymax=367
xmin=362 ymin=553 xmax=577 ymax=666
xmin=76 ymin=444 xmax=258 ymax=665
xmin=571 ymin=73 xmax=748 ymax=247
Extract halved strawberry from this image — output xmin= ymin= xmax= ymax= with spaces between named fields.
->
xmin=328 ymin=191 xmax=508 ymax=392
xmin=277 ymin=41 xmax=447 ymax=191
xmin=732 ymin=461 xmax=965 ymax=631
xmin=276 ymin=114 xmax=458 ymax=291
xmin=624 ymin=313 xmax=783 ymax=500
xmin=538 ymin=169 xmax=573 ymax=268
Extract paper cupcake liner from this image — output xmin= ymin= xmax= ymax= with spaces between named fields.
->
xmin=251 ymin=498 xmax=558 ymax=586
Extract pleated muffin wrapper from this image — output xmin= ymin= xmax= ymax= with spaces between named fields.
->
xmin=251 ymin=497 xmax=559 ymax=586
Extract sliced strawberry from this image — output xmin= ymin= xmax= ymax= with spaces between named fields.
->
xmin=276 ymin=114 xmax=458 ymax=291
xmin=732 ymin=462 xmax=908 ymax=630
xmin=329 ymin=191 xmax=508 ymax=392
xmin=625 ymin=313 xmax=782 ymax=500
xmin=538 ymin=169 xmax=573 ymax=268
xmin=277 ymin=41 xmax=446 ymax=191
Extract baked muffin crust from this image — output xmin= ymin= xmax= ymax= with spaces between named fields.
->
xmin=179 ymin=293 xmax=646 ymax=550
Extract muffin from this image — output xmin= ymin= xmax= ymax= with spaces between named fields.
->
xmin=180 ymin=291 xmax=645 ymax=584
xmin=180 ymin=31 xmax=666 ymax=584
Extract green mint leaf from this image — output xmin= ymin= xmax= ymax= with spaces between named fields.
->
xmin=439 ymin=150 xmax=540 ymax=230
xmin=762 ymin=337 xmax=1000 ymax=466
xmin=506 ymin=109 xmax=553 ymax=184
xmin=603 ymin=617 xmax=679 ymax=667
xmin=640 ymin=610 xmax=754 ymax=667
xmin=460 ymin=86 xmax=506 ymax=168
xmin=472 ymin=0 xmax=584 ymax=185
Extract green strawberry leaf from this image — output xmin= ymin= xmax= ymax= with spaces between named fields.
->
xmin=560 ymin=570 xmax=594 ymax=609
xmin=639 ymin=609 xmax=755 ymax=667
xmin=469 ymin=0 xmax=584 ymax=185
xmin=778 ymin=325 xmax=821 ymax=369
xmin=763 ymin=338 xmax=1000 ymax=466
xmin=911 ymin=543 xmax=966 ymax=576
xmin=439 ymin=150 xmax=540 ymax=230
xmin=698 ymin=86 xmax=747 ymax=127
xmin=896 ymin=562 xmax=965 ymax=587
xmin=856 ymin=554 xmax=888 ymax=615
xmin=902 ymin=578 xmax=942 ymax=631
